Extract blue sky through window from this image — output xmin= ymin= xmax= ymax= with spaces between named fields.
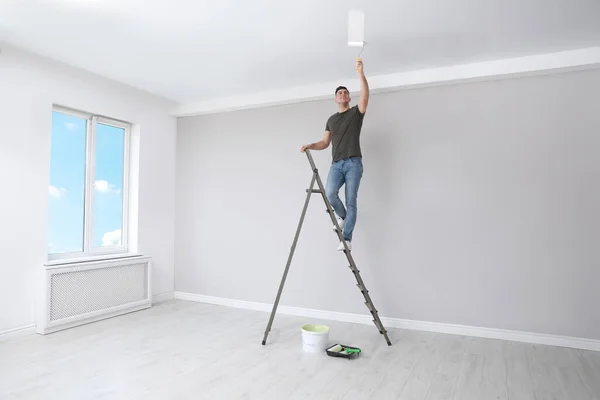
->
xmin=48 ymin=111 xmax=124 ymax=254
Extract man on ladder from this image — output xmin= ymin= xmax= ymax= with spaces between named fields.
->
xmin=262 ymin=59 xmax=390 ymax=347
xmin=301 ymin=58 xmax=369 ymax=252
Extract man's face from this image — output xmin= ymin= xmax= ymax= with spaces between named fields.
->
xmin=335 ymin=88 xmax=350 ymax=104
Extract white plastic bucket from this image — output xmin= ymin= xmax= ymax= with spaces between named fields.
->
xmin=301 ymin=324 xmax=330 ymax=353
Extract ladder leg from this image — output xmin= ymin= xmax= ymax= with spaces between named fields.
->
xmin=262 ymin=172 xmax=317 ymax=345
xmin=353 ymin=268 xmax=393 ymax=346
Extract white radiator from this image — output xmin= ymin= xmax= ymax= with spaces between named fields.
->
xmin=37 ymin=255 xmax=152 ymax=334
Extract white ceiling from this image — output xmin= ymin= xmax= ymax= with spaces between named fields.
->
xmin=1 ymin=0 xmax=600 ymax=105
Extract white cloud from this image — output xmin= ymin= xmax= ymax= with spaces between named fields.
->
xmin=49 ymin=185 xmax=67 ymax=199
xmin=94 ymin=180 xmax=120 ymax=194
xmin=64 ymin=122 xmax=78 ymax=131
xmin=102 ymin=229 xmax=122 ymax=246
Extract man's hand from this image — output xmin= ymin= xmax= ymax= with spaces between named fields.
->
xmin=356 ymin=58 xmax=364 ymax=75
xmin=301 ymin=144 xmax=310 ymax=152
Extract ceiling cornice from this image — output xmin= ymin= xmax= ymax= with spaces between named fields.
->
xmin=171 ymin=47 xmax=600 ymax=117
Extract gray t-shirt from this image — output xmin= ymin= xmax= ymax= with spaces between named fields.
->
xmin=325 ymin=105 xmax=365 ymax=162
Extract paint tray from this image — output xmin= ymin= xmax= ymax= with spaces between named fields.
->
xmin=326 ymin=343 xmax=361 ymax=359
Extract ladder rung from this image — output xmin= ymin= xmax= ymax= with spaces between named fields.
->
xmin=364 ymin=302 xmax=377 ymax=313
xmin=373 ymin=319 xmax=387 ymax=334
xmin=306 ymin=189 xmax=322 ymax=193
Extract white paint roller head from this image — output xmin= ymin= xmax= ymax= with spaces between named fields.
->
xmin=348 ymin=10 xmax=365 ymax=48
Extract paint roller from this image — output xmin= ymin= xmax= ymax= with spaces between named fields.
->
xmin=348 ymin=10 xmax=365 ymax=71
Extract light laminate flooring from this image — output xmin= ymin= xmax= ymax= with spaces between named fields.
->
xmin=1 ymin=299 xmax=599 ymax=399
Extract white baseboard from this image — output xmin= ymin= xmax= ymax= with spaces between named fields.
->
xmin=0 ymin=291 xmax=174 ymax=342
xmin=174 ymin=291 xmax=600 ymax=352
xmin=0 ymin=324 xmax=36 ymax=342
xmin=152 ymin=291 xmax=175 ymax=304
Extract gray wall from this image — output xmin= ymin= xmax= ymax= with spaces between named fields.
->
xmin=175 ymin=68 xmax=600 ymax=340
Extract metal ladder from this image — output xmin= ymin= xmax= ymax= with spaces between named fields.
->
xmin=261 ymin=149 xmax=392 ymax=347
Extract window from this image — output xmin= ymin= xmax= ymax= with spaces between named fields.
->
xmin=47 ymin=106 xmax=130 ymax=261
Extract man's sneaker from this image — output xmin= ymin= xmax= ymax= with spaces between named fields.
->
xmin=337 ymin=240 xmax=352 ymax=251
xmin=333 ymin=217 xmax=345 ymax=232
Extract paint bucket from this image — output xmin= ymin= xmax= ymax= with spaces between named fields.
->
xmin=301 ymin=324 xmax=330 ymax=353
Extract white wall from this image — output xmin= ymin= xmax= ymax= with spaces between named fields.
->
xmin=0 ymin=43 xmax=177 ymax=334
xmin=176 ymin=68 xmax=600 ymax=342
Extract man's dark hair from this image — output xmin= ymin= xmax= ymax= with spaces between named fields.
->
xmin=335 ymin=85 xmax=348 ymax=95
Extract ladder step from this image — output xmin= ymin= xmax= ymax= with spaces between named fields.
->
xmin=364 ymin=301 xmax=377 ymax=313
xmin=373 ymin=319 xmax=387 ymax=334
xmin=306 ymin=189 xmax=322 ymax=193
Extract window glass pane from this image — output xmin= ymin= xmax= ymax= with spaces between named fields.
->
xmin=93 ymin=122 xmax=125 ymax=248
xmin=47 ymin=111 xmax=87 ymax=254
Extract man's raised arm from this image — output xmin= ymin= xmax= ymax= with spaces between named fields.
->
xmin=357 ymin=59 xmax=369 ymax=114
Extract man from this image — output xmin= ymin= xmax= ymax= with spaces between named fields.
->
xmin=301 ymin=59 xmax=369 ymax=251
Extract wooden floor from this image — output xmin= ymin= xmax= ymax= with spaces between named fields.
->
xmin=1 ymin=300 xmax=599 ymax=399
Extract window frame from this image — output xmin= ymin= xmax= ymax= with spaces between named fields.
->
xmin=48 ymin=105 xmax=131 ymax=262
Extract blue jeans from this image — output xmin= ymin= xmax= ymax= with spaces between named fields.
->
xmin=325 ymin=157 xmax=363 ymax=242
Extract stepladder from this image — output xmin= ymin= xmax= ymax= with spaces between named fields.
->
xmin=261 ymin=149 xmax=392 ymax=347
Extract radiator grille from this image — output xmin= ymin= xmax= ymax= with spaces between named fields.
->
xmin=49 ymin=262 xmax=149 ymax=321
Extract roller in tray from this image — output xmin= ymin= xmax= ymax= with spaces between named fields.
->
xmin=326 ymin=343 xmax=361 ymax=359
